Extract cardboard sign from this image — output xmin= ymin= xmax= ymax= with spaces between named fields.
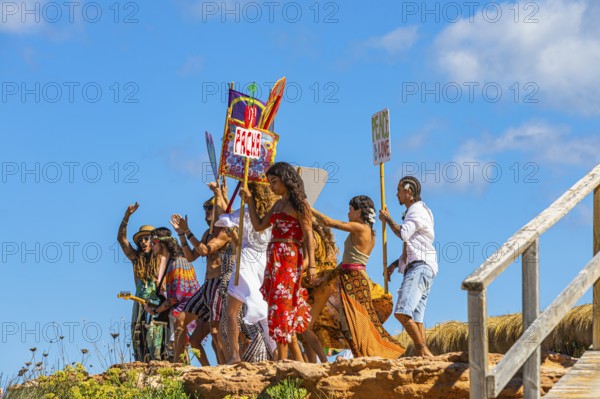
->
xmin=297 ymin=166 xmax=328 ymax=206
xmin=371 ymin=108 xmax=391 ymax=165
xmin=233 ymin=127 xmax=262 ymax=159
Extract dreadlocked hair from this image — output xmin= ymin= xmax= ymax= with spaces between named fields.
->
xmin=133 ymin=250 xmax=160 ymax=282
xmin=249 ymin=182 xmax=279 ymax=218
xmin=400 ymin=176 xmax=422 ymax=201
xmin=266 ymin=162 xmax=310 ymax=220
xmin=349 ymin=195 xmax=377 ymax=232
xmin=150 ymin=227 xmax=184 ymax=258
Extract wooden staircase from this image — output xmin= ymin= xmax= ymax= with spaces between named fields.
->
xmin=461 ymin=164 xmax=600 ymax=399
xmin=544 ymin=350 xmax=600 ymax=398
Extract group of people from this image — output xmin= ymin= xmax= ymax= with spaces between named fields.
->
xmin=117 ymin=162 xmax=438 ymax=365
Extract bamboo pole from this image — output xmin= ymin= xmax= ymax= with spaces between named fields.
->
xmin=593 ymin=186 xmax=600 ymax=349
xmin=380 ymin=163 xmax=388 ymax=293
xmin=235 ymin=158 xmax=250 ymax=286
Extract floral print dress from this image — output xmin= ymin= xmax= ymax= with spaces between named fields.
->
xmin=261 ymin=212 xmax=311 ymax=343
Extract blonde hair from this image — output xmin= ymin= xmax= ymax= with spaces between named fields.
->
xmin=133 ymin=252 xmax=160 ymax=283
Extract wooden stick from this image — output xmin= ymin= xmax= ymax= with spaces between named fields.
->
xmin=235 ymin=158 xmax=250 ymax=286
xmin=380 ymin=163 xmax=388 ymax=293
xmin=211 ymin=82 xmax=234 ymax=234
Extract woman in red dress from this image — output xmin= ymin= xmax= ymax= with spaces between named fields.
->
xmin=241 ymin=162 xmax=317 ymax=361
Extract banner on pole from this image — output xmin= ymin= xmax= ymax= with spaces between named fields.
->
xmin=372 ymin=108 xmax=391 ymax=165
xmin=219 ymin=118 xmax=279 ymax=184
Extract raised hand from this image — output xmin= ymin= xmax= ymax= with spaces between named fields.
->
xmin=379 ymin=208 xmax=391 ymax=223
xmin=170 ymin=214 xmax=189 ymax=234
xmin=239 ymin=186 xmax=252 ymax=202
xmin=124 ymin=202 xmax=140 ymax=219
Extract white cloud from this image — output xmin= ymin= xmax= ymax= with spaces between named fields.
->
xmin=455 ymin=120 xmax=600 ymax=167
xmin=0 ymin=0 xmax=48 ymax=34
xmin=416 ymin=120 xmax=600 ymax=194
xmin=434 ymin=0 xmax=600 ymax=115
xmin=178 ymin=55 xmax=204 ymax=76
xmin=360 ymin=26 xmax=418 ymax=56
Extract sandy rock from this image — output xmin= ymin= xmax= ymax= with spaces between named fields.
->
xmin=175 ymin=352 xmax=574 ymax=399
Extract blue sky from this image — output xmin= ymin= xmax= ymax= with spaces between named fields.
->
xmin=2 ymin=0 xmax=600 ymax=377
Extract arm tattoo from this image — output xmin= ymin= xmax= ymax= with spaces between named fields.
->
xmin=387 ymin=219 xmax=403 ymax=239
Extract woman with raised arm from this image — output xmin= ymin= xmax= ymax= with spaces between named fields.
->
xmin=310 ymin=195 xmax=405 ymax=358
xmin=240 ymin=162 xmax=316 ymax=361
xmin=116 ymin=202 xmax=164 ymax=361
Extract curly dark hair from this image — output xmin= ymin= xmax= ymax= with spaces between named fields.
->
xmin=150 ymin=227 xmax=184 ymax=258
xmin=266 ymin=162 xmax=310 ymax=219
xmin=349 ymin=195 xmax=377 ymax=231
xmin=400 ymin=176 xmax=422 ymax=201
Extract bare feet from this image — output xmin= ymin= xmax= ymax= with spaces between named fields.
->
xmin=414 ymin=343 xmax=434 ymax=357
xmin=226 ymin=356 xmax=241 ymax=365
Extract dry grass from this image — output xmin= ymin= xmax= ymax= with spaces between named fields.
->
xmin=396 ymin=304 xmax=592 ymax=357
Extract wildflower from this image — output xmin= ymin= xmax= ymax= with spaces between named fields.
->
xmin=30 ymin=347 xmax=37 ymax=353
xmin=81 ymin=349 xmax=89 ymax=355
xmin=111 ymin=333 xmax=119 ymax=339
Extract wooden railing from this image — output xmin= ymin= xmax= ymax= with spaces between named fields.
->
xmin=461 ymin=164 xmax=600 ymax=399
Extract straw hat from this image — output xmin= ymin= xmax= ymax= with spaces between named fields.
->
xmin=133 ymin=225 xmax=155 ymax=244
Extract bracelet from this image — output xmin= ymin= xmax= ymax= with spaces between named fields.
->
xmin=186 ymin=231 xmax=195 ymax=240
xmin=177 ymin=232 xmax=185 ymax=237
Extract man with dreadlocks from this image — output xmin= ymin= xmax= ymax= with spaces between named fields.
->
xmin=379 ymin=176 xmax=437 ymax=357
xmin=117 ymin=202 xmax=165 ymax=361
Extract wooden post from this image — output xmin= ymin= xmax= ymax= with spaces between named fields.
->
xmin=380 ymin=163 xmax=388 ymax=293
xmin=522 ymin=239 xmax=540 ymax=399
xmin=594 ymin=186 xmax=600 ymax=350
xmin=468 ymin=289 xmax=488 ymax=399
xmin=235 ymin=158 xmax=250 ymax=286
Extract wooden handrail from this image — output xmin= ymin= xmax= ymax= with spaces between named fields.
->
xmin=462 ymin=164 xmax=600 ymax=399
xmin=463 ymin=164 xmax=600 ymax=291
xmin=488 ymin=252 xmax=600 ymax=397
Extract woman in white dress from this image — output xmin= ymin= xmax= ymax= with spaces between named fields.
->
xmin=215 ymin=182 xmax=278 ymax=364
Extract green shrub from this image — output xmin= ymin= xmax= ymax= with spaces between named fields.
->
xmin=262 ymin=378 xmax=307 ymax=399
xmin=6 ymin=364 xmax=195 ymax=399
